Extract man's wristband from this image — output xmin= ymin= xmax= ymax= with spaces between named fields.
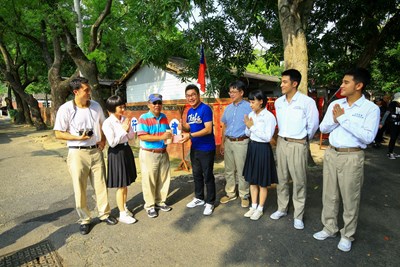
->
xmin=189 ymin=133 xmax=193 ymax=139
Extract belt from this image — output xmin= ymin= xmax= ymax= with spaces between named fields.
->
xmin=282 ymin=136 xmax=307 ymax=144
xmin=329 ymin=145 xmax=361 ymax=152
xmin=69 ymin=145 xmax=98 ymax=149
xmin=141 ymin=148 xmax=166 ymax=154
xmin=226 ymin=136 xmax=249 ymax=142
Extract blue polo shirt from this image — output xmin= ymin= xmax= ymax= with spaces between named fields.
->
xmin=221 ymin=99 xmax=252 ymax=138
xmin=137 ymin=111 xmax=170 ymax=149
xmin=187 ymin=102 xmax=216 ymax=151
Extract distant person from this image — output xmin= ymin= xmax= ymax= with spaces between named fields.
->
xmin=372 ymin=97 xmax=387 ymax=147
xmin=385 ymin=92 xmax=400 ymax=159
xmin=220 ymin=80 xmax=252 ymax=208
xmin=270 ymin=69 xmax=319 ymax=230
xmin=137 ymin=94 xmax=172 ymax=218
xmin=313 ymin=68 xmax=380 ymax=252
xmin=180 ymin=84 xmax=216 ymax=216
xmin=54 ymin=77 xmax=117 ymax=235
xmin=242 ymin=90 xmax=278 ymax=220
xmin=102 ymin=95 xmax=137 ymax=224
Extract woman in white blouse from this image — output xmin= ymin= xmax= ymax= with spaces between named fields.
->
xmin=242 ymin=90 xmax=278 ymax=220
xmin=102 ymin=95 xmax=137 ymax=224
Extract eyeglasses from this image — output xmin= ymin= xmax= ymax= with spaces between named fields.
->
xmin=185 ymin=93 xmax=197 ymax=98
xmin=152 ymin=101 xmax=162 ymax=105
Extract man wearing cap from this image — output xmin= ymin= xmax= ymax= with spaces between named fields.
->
xmin=270 ymin=69 xmax=319 ymax=230
xmin=137 ymin=93 xmax=173 ymax=218
xmin=220 ymin=80 xmax=252 ymax=207
xmin=313 ymin=68 xmax=379 ymax=252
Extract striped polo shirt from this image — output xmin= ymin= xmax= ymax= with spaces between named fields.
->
xmin=137 ymin=111 xmax=170 ymax=149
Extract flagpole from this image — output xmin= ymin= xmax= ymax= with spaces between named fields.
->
xmin=201 ymin=44 xmax=214 ymax=99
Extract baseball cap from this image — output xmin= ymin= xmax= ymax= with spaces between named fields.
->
xmin=148 ymin=93 xmax=162 ymax=103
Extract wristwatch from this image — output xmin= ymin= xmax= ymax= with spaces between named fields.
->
xmin=189 ymin=133 xmax=193 ymax=139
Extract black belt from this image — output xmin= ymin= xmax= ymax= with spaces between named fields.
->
xmin=226 ymin=136 xmax=249 ymax=142
xmin=69 ymin=145 xmax=98 ymax=149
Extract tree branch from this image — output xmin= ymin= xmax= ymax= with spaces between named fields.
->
xmin=89 ymin=0 xmax=112 ymax=52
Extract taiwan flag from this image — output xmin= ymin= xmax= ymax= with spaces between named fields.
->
xmin=197 ymin=45 xmax=207 ymax=92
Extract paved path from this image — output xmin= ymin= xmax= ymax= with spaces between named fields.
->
xmin=0 ymin=117 xmax=399 ymax=266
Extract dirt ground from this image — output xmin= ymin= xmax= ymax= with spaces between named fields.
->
xmin=0 ymin=117 xmax=399 ymax=267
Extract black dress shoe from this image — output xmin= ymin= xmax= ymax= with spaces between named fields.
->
xmin=101 ymin=215 xmax=118 ymax=225
xmin=79 ymin=224 xmax=91 ymax=235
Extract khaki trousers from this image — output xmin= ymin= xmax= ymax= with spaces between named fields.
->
xmin=321 ymin=147 xmax=364 ymax=241
xmin=276 ymin=136 xmax=308 ymax=220
xmin=224 ymin=138 xmax=249 ymax=198
xmin=67 ymin=149 xmax=110 ymax=224
xmin=139 ymin=149 xmax=171 ymax=210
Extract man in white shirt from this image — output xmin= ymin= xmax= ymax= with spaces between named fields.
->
xmin=270 ymin=69 xmax=319 ymax=230
xmin=54 ymin=77 xmax=117 ymax=235
xmin=313 ymin=68 xmax=379 ymax=252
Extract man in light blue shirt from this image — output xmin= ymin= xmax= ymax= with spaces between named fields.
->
xmin=220 ymin=81 xmax=252 ymax=208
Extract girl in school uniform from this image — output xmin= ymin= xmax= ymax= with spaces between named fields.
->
xmin=242 ymin=90 xmax=278 ymax=220
xmin=102 ymin=95 xmax=137 ymax=224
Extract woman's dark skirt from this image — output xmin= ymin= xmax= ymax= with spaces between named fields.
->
xmin=107 ymin=143 xmax=137 ymax=188
xmin=243 ymin=140 xmax=278 ymax=187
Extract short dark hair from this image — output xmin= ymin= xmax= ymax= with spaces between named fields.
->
xmin=229 ymin=80 xmax=246 ymax=92
xmin=248 ymin=89 xmax=267 ymax=108
xmin=105 ymin=95 xmax=125 ymax=113
xmin=69 ymin=77 xmax=89 ymax=92
xmin=344 ymin=67 xmax=371 ymax=90
xmin=185 ymin=84 xmax=200 ymax=95
xmin=282 ymin=69 xmax=302 ymax=88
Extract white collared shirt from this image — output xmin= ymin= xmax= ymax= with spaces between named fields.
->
xmin=319 ymin=95 xmax=380 ymax=149
xmin=102 ymin=114 xmax=135 ymax=148
xmin=275 ymin=91 xmax=319 ymax=139
xmin=245 ymin=109 xmax=276 ymax=143
xmin=53 ymin=100 xmax=105 ymax=147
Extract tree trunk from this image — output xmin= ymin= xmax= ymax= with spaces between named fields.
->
xmin=278 ymin=0 xmax=316 ymax=166
xmin=0 ymin=39 xmax=46 ymax=129
xmin=278 ymin=0 xmax=313 ymax=95
xmin=14 ymin=92 xmax=25 ymax=124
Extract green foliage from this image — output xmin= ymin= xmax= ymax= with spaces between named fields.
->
xmin=246 ymin=50 xmax=283 ymax=76
xmin=307 ymin=0 xmax=400 ymax=94
xmin=0 ymin=83 xmax=7 ymax=94
xmin=1 ymin=0 xmax=399 ymax=100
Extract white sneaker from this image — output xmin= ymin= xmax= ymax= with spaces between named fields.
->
xmin=203 ymin=203 xmax=214 ymax=216
xmin=186 ymin=198 xmax=205 ymax=208
xmin=124 ymin=204 xmax=133 ymax=217
xmin=294 ymin=219 xmax=304 ymax=230
xmin=337 ymin=238 xmax=352 ymax=252
xmin=244 ymin=208 xmax=256 ymax=218
xmin=388 ymin=153 xmax=396 ymax=160
xmin=119 ymin=212 xmax=137 ymax=224
xmin=270 ymin=210 xmax=287 ymax=220
xmin=250 ymin=209 xmax=263 ymax=220
xmin=313 ymin=230 xmax=336 ymax=240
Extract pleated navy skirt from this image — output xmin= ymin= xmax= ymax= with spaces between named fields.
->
xmin=107 ymin=143 xmax=137 ymax=188
xmin=243 ymin=140 xmax=278 ymax=187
